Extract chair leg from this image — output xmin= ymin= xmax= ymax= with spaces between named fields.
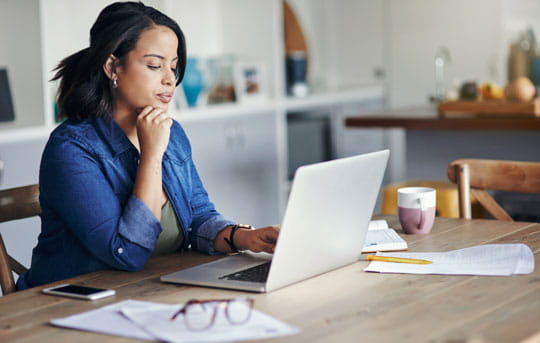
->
xmin=0 ymin=234 xmax=16 ymax=295
xmin=8 ymin=255 xmax=27 ymax=276
xmin=456 ymin=164 xmax=472 ymax=219
xmin=471 ymin=189 xmax=513 ymax=221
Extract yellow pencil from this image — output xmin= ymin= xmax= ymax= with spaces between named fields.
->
xmin=366 ymin=254 xmax=432 ymax=264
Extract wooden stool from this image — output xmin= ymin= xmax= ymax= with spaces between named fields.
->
xmin=381 ymin=180 xmax=483 ymax=218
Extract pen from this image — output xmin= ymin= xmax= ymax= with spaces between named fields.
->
xmin=366 ymin=254 xmax=432 ymax=264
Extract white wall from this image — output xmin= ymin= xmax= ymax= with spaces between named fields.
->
xmin=41 ymin=0 xmax=165 ymax=77
xmin=501 ymin=0 xmax=540 ymax=83
xmin=326 ymin=0 xmax=385 ymax=89
xmin=288 ymin=0 xmax=385 ymax=92
xmin=40 ymin=0 xmax=164 ymax=121
xmin=386 ymin=0 xmax=504 ymax=108
xmin=0 ymin=0 xmax=45 ymax=128
xmin=386 ymin=0 xmax=540 ymax=108
xmin=502 ymin=0 xmax=540 ymax=40
xmin=162 ymin=0 xmax=222 ymax=57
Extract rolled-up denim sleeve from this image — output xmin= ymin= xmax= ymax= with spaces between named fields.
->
xmin=40 ymin=136 xmax=161 ymax=271
xmin=186 ymin=159 xmax=234 ymax=255
xmin=191 ymin=214 xmax=235 ymax=255
xmin=118 ymin=195 xmax=161 ymax=250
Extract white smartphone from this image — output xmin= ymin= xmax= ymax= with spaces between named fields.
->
xmin=42 ymin=284 xmax=115 ymax=300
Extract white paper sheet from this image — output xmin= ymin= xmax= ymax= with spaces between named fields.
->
xmin=50 ymin=300 xmax=155 ymax=340
xmin=50 ymin=299 xmax=299 ymax=343
xmin=363 ymin=229 xmax=408 ymax=253
xmin=364 ymin=244 xmax=535 ymax=276
xmin=368 ymin=219 xmax=389 ymax=230
xmin=364 ymin=219 xmax=408 ymax=253
xmin=120 ymin=301 xmax=299 ymax=343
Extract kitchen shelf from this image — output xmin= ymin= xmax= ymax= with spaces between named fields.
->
xmin=173 ymin=101 xmax=276 ymax=122
xmin=345 ymin=114 xmax=540 ymax=131
xmin=281 ymin=85 xmax=384 ymax=112
xmin=174 ymin=85 xmax=385 ymax=121
xmin=1 ymin=0 xmax=384 ymax=131
xmin=0 ymin=126 xmax=52 ymax=145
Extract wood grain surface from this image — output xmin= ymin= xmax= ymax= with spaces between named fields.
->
xmin=1 ymin=216 xmax=539 ymax=343
xmin=438 ymin=99 xmax=540 ymax=117
xmin=344 ymin=116 xmax=540 ymax=131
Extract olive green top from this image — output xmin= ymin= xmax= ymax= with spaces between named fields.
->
xmin=152 ymin=200 xmax=184 ymax=256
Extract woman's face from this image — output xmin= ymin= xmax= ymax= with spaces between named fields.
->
xmin=114 ymin=25 xmax=179 ymax=115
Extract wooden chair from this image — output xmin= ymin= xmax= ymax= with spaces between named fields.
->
xmin=447 ymin=159 xmax=540 ymax=220
xmin=0 ymin=184 xmax=40 ymax=295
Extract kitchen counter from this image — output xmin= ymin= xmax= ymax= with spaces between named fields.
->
xmin=345 ymin=105 xmax=540 ymax=131
xmin=343 ymin=105 xmax=540 ymax=182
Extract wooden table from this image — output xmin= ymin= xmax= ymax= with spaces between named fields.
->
xmin=2 ymin=216 xmax=540 ymax=342
xmin=344 ymin=106 xmax=540 ymax=131
xmin=344 ymin=106 xmax=540 ymax=182
xmin=345 ymin=116 xmax=540 ymax=131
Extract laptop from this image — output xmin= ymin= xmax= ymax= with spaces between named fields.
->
xmin=161 ymin=149 xmax=389 ymax=292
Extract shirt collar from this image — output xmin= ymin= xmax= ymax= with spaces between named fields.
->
xmin=94 ymin=116 xmax=136 ymax=156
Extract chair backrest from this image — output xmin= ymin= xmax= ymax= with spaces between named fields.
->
xmin=0 ymin=184 xmax=40 ymax=295
xmin=447 ymin=159 xmax=540 ymax=220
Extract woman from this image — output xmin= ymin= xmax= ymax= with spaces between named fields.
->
xmin=17 ymin=1 xmax=279 ymax=290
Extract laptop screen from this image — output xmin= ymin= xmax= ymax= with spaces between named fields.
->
xmin=0 ymin=69 xmax=15 ymax=122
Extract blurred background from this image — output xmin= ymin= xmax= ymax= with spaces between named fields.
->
xmin=1 ymin=0 xmax=539 ymax=270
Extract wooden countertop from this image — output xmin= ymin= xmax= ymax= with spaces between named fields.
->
xmin=345 ymin=105 xmax=540 ymax=131
xmin=1 ymin=216 xmax=540 ymax=342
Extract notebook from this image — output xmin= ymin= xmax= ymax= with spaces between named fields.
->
xmin=362 ymin=220 xmax=408 ymax=253
xmin=161 ymin=149 xmax=390 ymax=292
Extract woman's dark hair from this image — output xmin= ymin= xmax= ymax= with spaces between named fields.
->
xmin=52 ymin=1 xmax=186 ymax=121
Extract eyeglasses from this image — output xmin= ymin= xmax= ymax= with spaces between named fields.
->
xmin=170 ymin=297 xmax=254 ymax=331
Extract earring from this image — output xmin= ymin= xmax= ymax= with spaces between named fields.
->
xmin=112 ymin=78 xmax=118 ymax=89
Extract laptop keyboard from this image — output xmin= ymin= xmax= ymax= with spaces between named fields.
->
xmin=218 ymin=262 xmax=271 ymax=283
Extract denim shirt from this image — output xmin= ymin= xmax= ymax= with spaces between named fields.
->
xmin=17 ymin=117 xmax=234 ymax=290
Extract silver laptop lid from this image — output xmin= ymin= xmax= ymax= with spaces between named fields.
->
xmin=265 ymin=150 xmax=389 ymax=291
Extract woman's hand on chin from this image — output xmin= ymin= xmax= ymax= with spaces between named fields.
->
xmin=136 ymin=106 xmax=172 ymax=158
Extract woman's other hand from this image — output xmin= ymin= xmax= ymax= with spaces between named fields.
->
xmin=136 ymin=106 xmax=172 ymax=158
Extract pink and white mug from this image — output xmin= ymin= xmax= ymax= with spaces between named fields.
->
xmin=397 ymin=187 xmax=436 ymax=234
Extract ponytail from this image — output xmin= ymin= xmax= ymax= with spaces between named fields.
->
xmin=52 ymin=47 xmax=113 ymax=121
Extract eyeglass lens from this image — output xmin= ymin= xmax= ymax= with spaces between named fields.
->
xmin=181 ymin=298 xmax=253 ymax=331
xmin=226 ymin=298 xmax=253 ymax=324
xmin=183 ymin=302 xmax=216 ymax=331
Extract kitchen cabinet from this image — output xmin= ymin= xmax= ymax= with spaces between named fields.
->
xmin=180 ymin=110 xmax=280 ymax=228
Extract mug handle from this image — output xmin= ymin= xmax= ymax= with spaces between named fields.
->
xmin=416 ymin=197 xmax=427 ymax=230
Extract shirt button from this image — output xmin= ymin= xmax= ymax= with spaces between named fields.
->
xmin=117 ymin=247 xmax=124 ymax=254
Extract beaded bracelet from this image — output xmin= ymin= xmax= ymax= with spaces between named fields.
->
xmin=224 ymin=224 xmax=253 ymax=252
